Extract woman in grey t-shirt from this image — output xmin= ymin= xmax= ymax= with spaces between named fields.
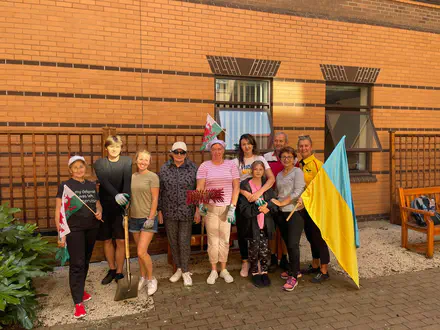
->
xmin=271 ymin=146 xmax=305 ymax=292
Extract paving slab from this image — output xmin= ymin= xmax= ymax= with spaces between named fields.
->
xmin=38 ymin=264 xmax=440 ymax=330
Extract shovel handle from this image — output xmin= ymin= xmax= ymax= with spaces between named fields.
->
xmin=124 ymin=214 xmax=130 ymax=259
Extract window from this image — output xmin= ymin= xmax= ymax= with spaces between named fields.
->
xmin=324 ymin=84 xmax=381 ymax=173
xmin=215 ymin=78 xmax=272 ymax=150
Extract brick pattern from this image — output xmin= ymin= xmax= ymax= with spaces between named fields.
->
xmin=0 ymin=58 xmax=214 ymax=77
xmin=206 ymin=55 xmax=281 ymax=77
xmin=320 ymin=64 xmax=381 ymax=83
xmin=177 ymin=0 xmax=440 ymax=34
xmin=1 ymin=0 xmax=440 ymax=219
xmin=49 ymin=267 xmax=440 ymax=330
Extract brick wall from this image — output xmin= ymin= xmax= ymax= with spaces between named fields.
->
xmin=178 ymin=0 xmax=440 ymax=33
xmin=1 ymin=0 xmax=440 ymax=218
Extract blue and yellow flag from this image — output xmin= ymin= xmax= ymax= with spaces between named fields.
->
xmin=301 ymin=136 xmax=360 ymax=287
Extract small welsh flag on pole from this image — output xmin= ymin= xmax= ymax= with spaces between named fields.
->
xmin=201 ymin=114 xmax=223 ymax=150
xmin=59 ymin=185 xmax=83 ymax=238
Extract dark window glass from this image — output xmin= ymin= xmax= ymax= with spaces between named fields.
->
xmin=324 ymin=84 xmax=381 ymax=174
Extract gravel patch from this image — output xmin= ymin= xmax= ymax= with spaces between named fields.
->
xmin=35 ymin=220 xmax=440 ymax=327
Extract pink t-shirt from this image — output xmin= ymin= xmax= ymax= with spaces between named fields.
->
xmin=197 ymin=160 xmax=240 ymax=206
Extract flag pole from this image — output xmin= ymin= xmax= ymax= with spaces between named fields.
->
xmin=205 ymin=112 xmax=230 ymax=139
xmin=286 ymin=202 xmax=300 ymax=222
xmin=68 ymin=189 xmax=103 ymax=222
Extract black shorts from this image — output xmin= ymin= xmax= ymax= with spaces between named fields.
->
xmin=96 ymin=202 xmax=125 ymax=241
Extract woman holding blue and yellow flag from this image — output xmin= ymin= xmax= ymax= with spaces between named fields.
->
xmin=297 ymin=135 xmax=331 ymax=283
xmin=271 ymin=146 xmax=305 ymax=291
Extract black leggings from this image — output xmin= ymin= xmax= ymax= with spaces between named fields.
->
xmin=302 ymin=209 xmax=330 ymax=265
xmin=66 ymin=228 xmax=99 ymax=304
xmin=275 ymin=211 xmax=304 ymax=279
xmin=248 ymin=230 xmax=270 ymax=274
xmin=236 ymin=202 xmax=249 ymax=260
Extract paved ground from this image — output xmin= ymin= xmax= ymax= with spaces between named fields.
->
xmin=44 ymin=264 xmax=440 ymax=330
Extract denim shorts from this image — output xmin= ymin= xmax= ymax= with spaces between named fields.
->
xmin=128 ymin=217 xmax=158 ymax=233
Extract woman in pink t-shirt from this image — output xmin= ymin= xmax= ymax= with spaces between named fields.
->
xmin=196 ymin=139 xmax=240 ymax=285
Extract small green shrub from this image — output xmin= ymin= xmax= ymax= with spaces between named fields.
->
xmin=0 ymin=203 xmax=56 ymax=329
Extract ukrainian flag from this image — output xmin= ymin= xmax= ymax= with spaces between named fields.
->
xmin=301 ymin=136 xmax=360 ymax=287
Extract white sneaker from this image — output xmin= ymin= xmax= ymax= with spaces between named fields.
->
xmin=240 ymin=261 xmax=249 ymax=277
xmin=220 ymin=269 xmax=234 ymax=283
xmin=147 ymin=277 xmax=158 ymax=296
xmin=182 ymin=272 xmax=193 ymax=287
xmin=138 ymin=276 xmax=146 ymax=291
xmin=169 ymin=268 xmax=182 ymax=283
xmin=206 ymin=270 xmax=218 ymax=285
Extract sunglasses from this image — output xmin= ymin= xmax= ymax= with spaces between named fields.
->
xmin=172 ymin=150 xmax=187 ymax=155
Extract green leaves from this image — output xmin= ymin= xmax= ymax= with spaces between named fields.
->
xmin=0 ymin=204 xmax=56 ymax=329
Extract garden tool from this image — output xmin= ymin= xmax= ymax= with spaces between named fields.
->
xmin=286 ymin=202 xmax=300 ymax=222
xmin=114 ymin=203 xmax=139 ymax=301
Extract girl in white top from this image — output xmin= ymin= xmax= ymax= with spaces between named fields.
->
xmin=233 ymin=134 xmax=275 ymax=277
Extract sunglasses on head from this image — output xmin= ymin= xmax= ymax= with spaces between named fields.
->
xmin=298 ymin=135 xmax=311 ymax=139
xmin=172 ymin=150 xmax=187 ymax=155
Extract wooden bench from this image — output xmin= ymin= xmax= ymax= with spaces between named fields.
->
xmin=398 ymin=187 xmax=440 ymax=258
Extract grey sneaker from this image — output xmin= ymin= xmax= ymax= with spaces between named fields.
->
xmin=169 ymin=268 xmax=182 ymax=283
xmin=147 ymin=277 xmax=158 ymax=295
xmin=207 ymin=270 xmax=218 ymax=285
xmin=220 ymin=269 xmax=234 ymax=283
xmin=182 ymin=272 xmax=193 ymax=287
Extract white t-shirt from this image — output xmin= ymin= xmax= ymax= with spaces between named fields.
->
xmin=232 ymin=155 xmax=271 ymax=182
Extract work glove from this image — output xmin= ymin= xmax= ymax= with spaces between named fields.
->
xmin=55 ymin=246 xmax=70 ymax=266
xmin=115 ymin=193 xmax=129 ymax=206
xmin=255 ymin=197 xmax=266 ymax=207
xmin=227 ymin=204 xmax=236 ymax=224
xmin=199 ymin=204 xmax=208 ymax=217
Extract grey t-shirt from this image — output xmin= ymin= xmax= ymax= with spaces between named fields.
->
xmin=276 ymin=167 xmax=305 ymax=212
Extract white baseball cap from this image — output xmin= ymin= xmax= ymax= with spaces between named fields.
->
xmin=68 ymin=155 xmax=86 ymax=166
xmin=171 ymin=141 xmax=187 ymax=152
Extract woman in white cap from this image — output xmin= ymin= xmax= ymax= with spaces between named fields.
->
xmin=196 ymin=139 xmax=240 ymax=284
xmin=54 ymin=155 xmax=103 ymax=319
xmin=158 ymin=141 xmax=199 ymax=286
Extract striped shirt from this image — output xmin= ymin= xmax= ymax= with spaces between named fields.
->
xmin=197 ymin=160 xmax=240 ymax=206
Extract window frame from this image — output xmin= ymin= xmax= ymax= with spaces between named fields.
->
xmin=214 ymin=76 xmax=274 ymax=152
xmin=324 ymin=82 xmax=382 ymax=175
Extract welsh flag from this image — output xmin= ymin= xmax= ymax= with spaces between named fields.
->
xmin=59 ymin=185 xmax=83 ymax=238
xmin=201 ymin=114 xmax=223 ymax=150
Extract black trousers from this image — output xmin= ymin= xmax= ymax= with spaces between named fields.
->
xmin=275 ymin=211 xmax=304 ymax=279
xmin=248 ymin=230 xmax=270 ymax=274
xmin=301 ymin=209 xmax=330 ymax=265
xmin=236 ymin=203 xmax=249 ymax=260
xmin=165 ymin=220 xmax=192 ymax=272
xmin=66 ymin=228 xmax=99 ymax=304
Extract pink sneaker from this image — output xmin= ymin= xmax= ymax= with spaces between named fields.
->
xmin=280 ymin=271 xmax=289 ymax=280
xmin=281 ymin=271 xmax=302 ymax=280
xmin=282 ymin=276 xmax=298 ymax=292
xmin=82 ymin=291 xmax=91 ymax=302
xmin=74 ymin=303 xmax=87 ymax=318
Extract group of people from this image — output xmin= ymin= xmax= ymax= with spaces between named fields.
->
xmin=55 ymin=132 xmax=330 ymax=319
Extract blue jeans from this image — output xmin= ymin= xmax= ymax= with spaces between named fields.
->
xmin=128 ymin=217 xmax=158 ymax=233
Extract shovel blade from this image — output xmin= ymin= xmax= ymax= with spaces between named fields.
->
xmin=114 ymin=275 xmax=139 ymax=301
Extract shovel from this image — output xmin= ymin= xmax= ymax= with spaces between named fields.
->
xmin=114 ymin=204 xmax=139 ymax=301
